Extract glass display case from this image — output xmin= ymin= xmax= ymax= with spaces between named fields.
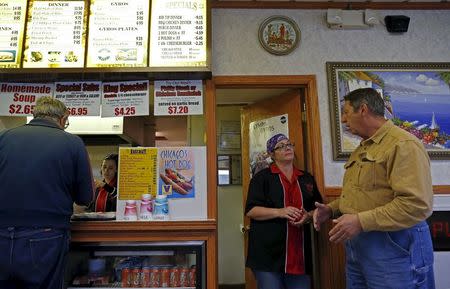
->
xmin=66 ymin=241 xmax=205 ymax=289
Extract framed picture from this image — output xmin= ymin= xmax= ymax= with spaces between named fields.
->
xmin=327 ymin=62 xmax=450 ymax=160
xmin=258 ymin=16 xmax=300 ymax=55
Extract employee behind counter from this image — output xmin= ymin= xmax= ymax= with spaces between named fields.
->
xmin=87 ymin=153 xmax=118 ymax=212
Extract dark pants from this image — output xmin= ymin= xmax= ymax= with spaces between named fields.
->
xmin=0 ymin=227 xmax=70 ymax=289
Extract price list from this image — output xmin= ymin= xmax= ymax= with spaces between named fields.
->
xmin=87 ymin=0 xmax=149 ymax=67
xmin=23 ymin=1 xmax=85 ymax=68
xmin=118 ymin=147 xmax=158 ymax=200
xmin=150 ymin=0 xmax=207 ymax=67
xmin=0 ymin=0 xmax=26 ymax=68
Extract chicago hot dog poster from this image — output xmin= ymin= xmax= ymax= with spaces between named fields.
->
xmin=116 ymin=146 xmax=207 ymax=221
xmin=159 ymin=147 xmax=195 ymax=199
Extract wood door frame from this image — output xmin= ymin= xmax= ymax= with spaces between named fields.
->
xmin=206 ymin=75 xmax=327 ymax=289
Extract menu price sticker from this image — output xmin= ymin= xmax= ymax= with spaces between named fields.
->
xmin=101 ymin=80 xmax=149 ymax=117
xmin=87 ymin=0 xmax=149 ymax=67
xmin=0 ymin=82 xmax=54 ymax=116
xmin=23 ymin=0 xmax=86 ymax=68
xmin=150 ymin=0 xmax=207 ymax=67
xmin=118 ymin=147 xmax=158 ymax=201
xmin=54 ymin=81 xmax=101 ymax=116
xmin=154 ymin=80 xmax=203 ymax=116
xmin=0 ymin=0 xmax=27 ymax=68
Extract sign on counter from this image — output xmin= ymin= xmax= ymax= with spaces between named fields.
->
xmin=87 ymin=0 xmax=149 ymax=67
xmin=23 ymin=0 xmax=86 ymax=68
xmin=54 ymin=81 xmax=101 ymax=116
xmin=154 ymin=80 xmax=203 ymax=116
xmin=118 ymin=147 xmax=158 ymax=201
xmin=149 ymin=0 xmax=207 ymax=67
xmin=0 ymin=82 xmax=54 ymax=116
xmin=101 ymin=80 xmax=149 ymax=117
xmin=0 ymin=0 xmax=26 ymax=68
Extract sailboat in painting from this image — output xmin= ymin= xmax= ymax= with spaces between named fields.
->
xmin=430 ymin=112 xmax=439 ymax=130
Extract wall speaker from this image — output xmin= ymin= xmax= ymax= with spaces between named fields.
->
xmin=385 ymin=15 xmax=410 ymax=33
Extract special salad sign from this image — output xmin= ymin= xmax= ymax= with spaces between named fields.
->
xmin=0 ymin=0 xmax=27 ymax=68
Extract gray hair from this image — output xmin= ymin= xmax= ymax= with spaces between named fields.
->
xmin=344 ymin=88 xmax=385 ymax=117
xmin=33 ymin=96 xmax=67 ymax=119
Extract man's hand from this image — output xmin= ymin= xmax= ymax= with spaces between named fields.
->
xmin=329 ymin=214 xmax=362 ymax=244
xmin=313 ymin=202 xmax=332 ymax=231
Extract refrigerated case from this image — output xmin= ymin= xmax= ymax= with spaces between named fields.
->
xmin=66 ymin=241 xmax=205 ymax=289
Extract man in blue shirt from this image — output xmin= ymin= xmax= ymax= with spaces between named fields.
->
xmin=0 ymin=96 xmax=94 ymax=288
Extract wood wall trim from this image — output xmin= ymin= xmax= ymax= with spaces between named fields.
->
xmin=211 ymin=1 xmax=450 ymax=10
xmin=206 ymin=79 xmax=218 ymax=220
xmin=324 ymin=185 xmax=450 ymax=197
xmin=213 ymin=75 xmax=325 ymax=194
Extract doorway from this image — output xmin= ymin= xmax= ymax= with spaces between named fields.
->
xmin=210 ymin=76 xmax=325 ymax=289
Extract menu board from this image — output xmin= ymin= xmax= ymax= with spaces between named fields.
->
xmin=118 ymin=147 xmax=158 ymax=200
xmin=23 ymin=0 xmax=86 ymax=68
xmin=87 ymin=0 xmax=149 ymax=67
xmin=149 ymin=0 xmax=207 ymax=67
xmin=0 ymin=0 xmax=27 ymax=68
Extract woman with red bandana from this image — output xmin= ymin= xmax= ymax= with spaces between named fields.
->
xmin=88 ymin=154 xmax=118 ymax=212
xmin=245 ymin=133 xmax=322 ymax=289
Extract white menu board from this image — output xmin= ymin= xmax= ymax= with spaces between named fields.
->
xmin=150 ymin=0 xmax=207 ymax=67
xmin=54 ymin=81 xmax=102 ymax=116
xmin=0 ymin=0 xmax=27 ymax=68
xmin=0 ymin=82 xmax=54 ymax=116
xmin=23 ymin=0 xmax=86 ymax=68
xmin=101 ymin=80 xmax=149 ymax=117
xmin=154 ymin=80 xmax=203 ymax=116
xmin=87 ymin=0 xmax=149 ymax=67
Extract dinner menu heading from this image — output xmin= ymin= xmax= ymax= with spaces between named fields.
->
xmin=1 ymin=0 xmax=208 ymax=69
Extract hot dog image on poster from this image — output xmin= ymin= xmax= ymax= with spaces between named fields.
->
xmin=158 ymin=147 xmax=195 ymax=199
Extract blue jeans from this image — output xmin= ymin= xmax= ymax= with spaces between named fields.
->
xmin=346 ymin=221 xmax=435 ymax=289
xmin=252 ymin=270 xmax=311 ymax=289
xmin=0 ymin=227 xmax=70 ymax=289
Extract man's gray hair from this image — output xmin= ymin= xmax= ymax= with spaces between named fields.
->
xmin=344 ymin=88 xmax=385 ymax=117
xmin=33 ymin=96 xmax=67 ymax=119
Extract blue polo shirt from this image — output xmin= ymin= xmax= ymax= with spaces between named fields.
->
xmin=0 ymin=118 xmax=94 ymax=229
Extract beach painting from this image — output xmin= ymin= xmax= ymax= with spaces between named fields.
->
xmin=327 ymin=62 xmax=450 ymax=160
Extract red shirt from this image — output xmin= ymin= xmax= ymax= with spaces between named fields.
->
xmin=270 ymin=164 xmax=305 ymax=274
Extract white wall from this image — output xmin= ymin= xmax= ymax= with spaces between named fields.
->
xmin=212 ymin=9 xmax=450 ymax=285
xmin=212 ymin=9 xmax=450 ymax=186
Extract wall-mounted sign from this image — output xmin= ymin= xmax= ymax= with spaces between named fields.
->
xmin=0 ymin=82 xmax=54 ymax=116
xmin=149 ymin=0 xmax=207 ymax=67
xmin=23 ymin=0 xmax=87 ymax=68
xmin=153 ymin=80 xmax=203 ymax=116
xmin=54 ymin=81 xmax=101 ymax=116
xmin=428 ymin=211 xmax=450 ymax=251
xmin=87 ymin=0 xmax=149 ymax=67
xmin=0 ymin=0 xmax=27 ymax=68
xmin=101 ymin=80 xmax=149 ymax=117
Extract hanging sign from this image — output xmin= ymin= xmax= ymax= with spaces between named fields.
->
xmin=0 ymin=82 xmax=54 ymax=116
xmin=23 ymin=0 xmax=86 ymax=68
xmin=54 ymin=81 xmax=101 ymax=116
xmin=101 ymin=80 xmax=149 ymax=117
xmin=154 ymin=80 xmax=203 ymax=116
xmin=87 ymin=0 xmax=149 ymax=67
xmin=149 ymin=0 xmax=207 ymax=67
xmin=0 ymin=0 xmax=27 ymax=68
